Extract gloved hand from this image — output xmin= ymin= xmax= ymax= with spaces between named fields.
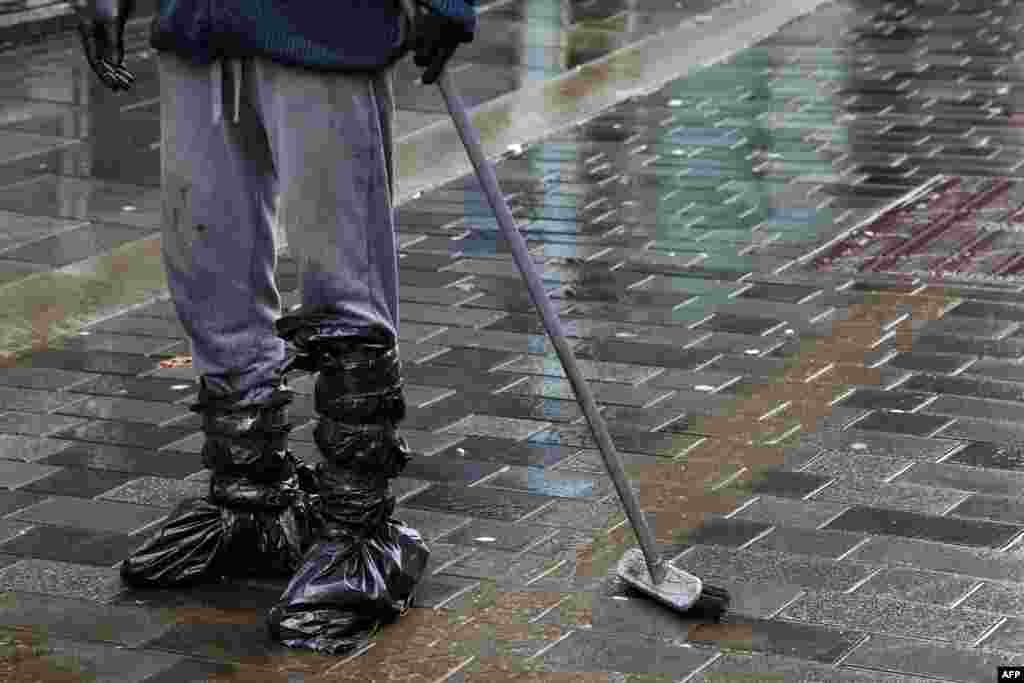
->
xmin=411 ymin=1 xmax=475 ymax=85
xmin=71 ymin=0 xmax=136 ymax=91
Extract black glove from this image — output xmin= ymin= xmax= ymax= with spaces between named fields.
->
xmin=411 ymin=2 xmax=474 ymax=85
xmin=71 ymin=0 xmax=136 ymax=92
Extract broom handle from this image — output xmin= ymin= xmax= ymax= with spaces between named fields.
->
xmin=400 ymin=0 xmax=667 ymax=585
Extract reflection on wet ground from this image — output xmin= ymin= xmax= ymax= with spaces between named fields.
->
xmin=5 ymin=0 xmax=1024 ymax=680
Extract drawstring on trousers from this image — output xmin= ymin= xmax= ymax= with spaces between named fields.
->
xmin=212 ymin=58 xmax=243 ymax=126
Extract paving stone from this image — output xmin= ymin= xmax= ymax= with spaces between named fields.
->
xmin=856 ymin=567 xmax=978 ymax=607
xmin=810 ymin=478 xmax=968 ymax=516
xmin=0 ymin=386 xmax=85 ymax=413
xmin=687 ymin=614 xmax=864 ymax=665
xmin=674 ymin=516 xmax=772 ymax=548
xmin=962 ymin=582 xmax=1024 ymax=616
xmin=938 ymin=417 xmax=1024 ymax=443
xmin=826 ymin=505 xmax=1021 ymax=549
xmin=0 ymin=591 xmax=176 ymax=647
xmin=12 ymin=349 xmax=159 ymax=376
xmin=0 ymin=524 xmax=141 ymax=567
xmin=494 ymin=354 xmax=664 ymax=384
xmin=21 ymin=465 xmax=139 ymax=498
xmin=402 ymin=363 xmax=524 ymax=393
xmin=11 ymin=495 xmax=168 ymax=534
xmin=836 ymin=388 xmax=933 ymax=412
xmin=730 ymin=496 xmax=852 ymax=530
xmin=519 ymin=496 xmax=624 ymax=531
xmin=397 ymin=429 xmax=466 ymax=457
xmin=901 ymin=372 xmax=1024 ymax=405
xmin=978 ymin=617 xmax=1024 ymax=654
xmin=98 ymin=476 xmax=206 ymax=509
xmin=39 ymin=442 xmax=202 ymax=478
xmin=65 ymin=375 xmax=199 ymax=403
xmin=527 ymin=424 xmax=696 ymax=457
xmin=0 ymin=458 xmax=62 ymax=487
xmin=403 ymin=453 xmax=506 ymax=486
xmin=440 ymin=414 xmax=552 ymax=440
xmin=850 ymin=410 xmax=953 ymax=437
xmin=0 ymin=434 xmax=75 ymax=463
xmin=803 ymin=451 xmax=913 ymax=482
xmin=898 ymin=461 xmax=1024 ymax=498
xmin=533 ymin=628 xmax=716 ymax=676
xmin=850 ymin=536 xmax=1024 ymax=584
xmin=781 ymin=590 xmax=999 ymax=645
xmin=0 ymin=558 xmax=123 ymax=602
xmin=413 ymin=574 xmax=480 ymax=609
xmin=945 ymin=442 xmax=1024 ymax=471
xmin=52 ymin=395 xmax=192 ymax=425
xmin=842 ymin=634 xmax=1023 ymax=682
xmin=433 ymin=435 xmax=575 ymax=468
xmin=52 ymin=419 xmax=196 ymax=450
xmin=951 ymin=494 xmax=1024 ymax=526
xmin=886 ymin=351 xmax=976 ymax=374
xmin=746 ymin=526 xmax=865 ymax=559
xmin=435 ymin=518 xmax=554 ymax=552
xmin=401 ymin=483 xmax=555 ymax=522
xmin=694 ymin=651 xmax=936 ymax=683
xmin=675 ymin=545 xmax=873 ymax=593
xmin=965 ymin=358 xmax=1024 ymax=384
xmin=477 ymin=466 xmax=607 ymax=499
xmin=501 ymin=375 xmax=672 ymax=407
xmin=0 ymin=410 xmax=86 ymax=437
xmin=0 ymin=366 xmax=95 ymax=391
xmin=748 ymin=468 xmax=833 ymax=499
xmin=797 ymin=429 xmax=961 ymax=462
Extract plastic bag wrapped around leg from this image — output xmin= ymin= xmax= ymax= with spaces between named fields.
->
xmin=120 ymin=498 xmax=311 ymax=587
xmin=267 ymin=518 xmax=429 ymax=654
xmin=120 ymin=470 xmax=316 ymax=588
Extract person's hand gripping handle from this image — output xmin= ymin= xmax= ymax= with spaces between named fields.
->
xmin=71 ymin=0 xmax=137 ymax=91
xmin=401 ymin=0 xmax=475 ymax=85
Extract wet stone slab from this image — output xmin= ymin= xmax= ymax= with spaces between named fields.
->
xmin=842 ymin=634 xmax=1024 ymax=682
xmin=400 ymin=483 xmax=556 ymax=522
xmin=808 ymin=478 xmax=968 ymax=516
xmin=745 ymin=526 xmax=865 ymax=560
xmin=729 ymin=496 xmax=852 ymax=530
xmin=0 ymin=558 xmax=123 ymax=602
xmin=855 ymin=567 xmax=978 ymax=607
xmin=780 ymin=590 xmax=999 ymax=645
xmin=694 ymin=651 xmax=938 ymax=683
xmin=825 ymin=505 xmax=1021 ymax=548
xmin=675 ymin=545 xmax=873 ymax=593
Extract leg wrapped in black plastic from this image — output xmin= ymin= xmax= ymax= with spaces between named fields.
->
xmin=267 ymin=321 xmax=430 ymax=655
xmin=120 ymin=381 xmax=320 ymax=587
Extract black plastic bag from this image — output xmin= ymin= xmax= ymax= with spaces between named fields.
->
xmin=267 ymin=507 xmax=430 ymax=654
xmin=120 ymin=462 xmax=319 ymax=587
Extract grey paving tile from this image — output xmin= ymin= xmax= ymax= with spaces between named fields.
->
xmin=687 ymin=614 xmax=864 ymax=665
xmin=53 ymin=395 xmax=191 ymax=425
xmin=843 ymin=634 xmax=1022 ymax=682
xmin=951 ymin=494 xmax=1024 ymax=526
xmin=748 ymin=468 xmax=833 ymax=499
xmin=0 ymin=558 xmax=123 ymax=602
xmin=678 ymin=516 xmax=773 ymax=548
xmin=781 ymin=590 xmax=999 ymax=645
xmin=501 ymin=374 xmax=672 ymax=407
xmin=826 ymin=505 xmax=1021 ymax=548
xmin=746 ymin=526 xmax=865 ymax=560
xmin=65 ymin=375 xmax=198 ymax=403
xmin=40 ymin=443 xmax=203 ymax=479
xmin=898 ymin=461 xmax=1024 ymax=499
xmin=938 ymin=416 xmax=1024 ymax=443
xmin=856 ymin=567 xmax=978 ymax=607
xmin=98 ymin=476 xmax=205 ymax=509
xmin=518 ymin=496 xmax=623 ymax=531
xmin=0 ymin=458 xmax=61 ymax=487
xmin=978 ymin=617 xmax=1024 ymax=654
xmin=729 ymin=496 xmax=851 ymax=530
xmin=527 ymin=424 xmax=697 ymax=457
xmin=675 ymin=545 xmax=873 ymax=593
xmin=21 ymin=465 xmax=139 ymax=498
xmin=809 ymin=478 xmax=968 ymax=516
xmin=0 ymin=366 xmax=94 ymax=391
xmin=11 ymin=495 xmax=167 ymax=534
xmin=494 ymin=353 xmax=664 ymax=384
xmin=532 ymin=628 xmax=716 ymax=676
xmin=901 ymin=372 xmax=1024 ymax=406
xmin=0 ymin=591 xmax=176 ymax=647
xmin=0 ymin=410 xmax=86 ymax=437
xmin=945 ymin=442 xmax=1024 ymax=471
xmin=477 ymin=466 xmax=607 ymax=499
xmin=54 ymin=330 xmax=180 ymax=356
xmin=440 ymin=414 xmax=552 ymax=440
xmin=401 ymin=483 xmax=555 ymax=522
xmin=850 ymin=410 xmax=953 ymax=437
xmin=797 ymin=429 xmax=962 ymax=462
xmin=849 ymin=536 xmax=1024 ymax=584
xmin=957 ymin=577 xmax=1024 ymax=618
xmin=51 ymin=419 xmax=196 ymax=450
xmin=803 ymin=451 xmax=913 ymax=482
xmin=837 ymin=388 xmax=933 ymax=412
xmin=0 ymin=386 xmax=86 ymax=413
xmin=694 ymin=651 xmax=936 ymax=683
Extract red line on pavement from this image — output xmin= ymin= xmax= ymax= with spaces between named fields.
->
xmin=861 ymin=178 xmax=1013 ymax=272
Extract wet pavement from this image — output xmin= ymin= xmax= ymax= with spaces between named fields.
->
xmin=7 ymin=0 xmax=1024 ymax=681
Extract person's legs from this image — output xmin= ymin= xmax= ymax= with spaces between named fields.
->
xmin=248 ymin=60 xmax=427 ymax=655
xmin=251 ymin=59 xmax=399 ymax=342
xmin=120 ymin=52 xmax=315 ymax=587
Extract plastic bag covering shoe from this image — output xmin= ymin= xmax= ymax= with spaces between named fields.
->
xmin=120 ymin=384 xmax=320 ymax=587
xmin=267 ymin=321 xmax=430 ymax=655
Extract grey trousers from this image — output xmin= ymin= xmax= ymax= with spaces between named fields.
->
xmin=159 ymin=52 xmax=400 ymax=406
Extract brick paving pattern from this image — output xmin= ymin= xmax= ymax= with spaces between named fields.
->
xmin=3 ymin=0 xmax=1024 ymax=681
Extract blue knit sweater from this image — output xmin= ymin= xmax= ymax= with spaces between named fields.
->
xmin=150 ymin=0 xmax=477 ymax=72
